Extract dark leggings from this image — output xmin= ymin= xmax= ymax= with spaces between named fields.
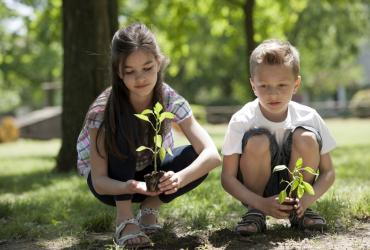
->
xmin=87 ymin=145 xmax=208 ymax=206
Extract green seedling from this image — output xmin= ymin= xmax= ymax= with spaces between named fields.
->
xmin=273 ymin=157 xmax=319 ymax=204
xmin=134 ymin=102 xmax=175 ymax=191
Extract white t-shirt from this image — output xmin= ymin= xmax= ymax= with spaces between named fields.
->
xmin=222 ymin=99 xmax=336 ymax=156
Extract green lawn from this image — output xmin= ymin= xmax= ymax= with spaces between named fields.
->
xmin=0 ymin=118 xmax=369 ymax=248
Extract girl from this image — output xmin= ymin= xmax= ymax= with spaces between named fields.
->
xmin=76 ymin=23 xmax=221 ymax=248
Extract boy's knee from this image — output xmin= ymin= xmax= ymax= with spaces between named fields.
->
xmin=292 ymin=128 xmax=319 ymax=151
xmin=243 ymin=134 xmax=270 ymax=155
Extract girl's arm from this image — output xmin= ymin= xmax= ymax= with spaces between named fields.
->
xmin=175 ymin=116 xmax=221 ymax=188
xmin=89 ymin=128 xmax=158 ymax=196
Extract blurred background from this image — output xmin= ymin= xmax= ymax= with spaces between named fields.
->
xmin=0 ymin=0 xmax=369 ymax=170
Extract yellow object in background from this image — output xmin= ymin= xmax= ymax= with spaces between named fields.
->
xmin=0 ymin=116 xmax=19 ymax=143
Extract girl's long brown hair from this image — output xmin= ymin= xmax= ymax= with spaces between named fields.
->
xmin=97 ymin=23 xmax=169 ymax=160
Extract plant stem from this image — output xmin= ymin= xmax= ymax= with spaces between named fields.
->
xmin=153 ymin=113 xmax=161 ymax=172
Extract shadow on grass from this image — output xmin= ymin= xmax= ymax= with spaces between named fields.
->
xmin=70 ymin=224 xmax=325 ymax=249
xmin=68 ymin=222 xmax=205 ymax=250
xmin=208 ymin=225 xmax=329 ymax=249
xmin=150 ymin=222 xmax=204 ymax=249
xmin=62 ymin=233 xmax=113 ymax=250
xmin=0 ymin=168 xmax=76 ymax=195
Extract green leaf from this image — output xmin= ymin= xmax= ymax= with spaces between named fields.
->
xmin=297 ymin=184 xmax=304 ymax=198
xmin=159 ymin=147 xmax=166 ymax=161
xmin=141 ymin=109 xmax=153 ymax=115
xmin=278 ymin=190 xmax=287 ymax=204
xmin=166 ymin=147 xmax=173 ymax=156
xmin=291 ymin=178 xmax=300 ymax=192
xmin=303 ymin=167 xmax=319 ymax=176
xmin=273 ymin=165 xmax=288 ymax=173
xmin=159 ymin=112 xmax=175 ymax=122
xmin=296 ymin=158 xmax=303 ymax=169
xmin=154 ymin=102 xmax=163 ymax=115
xmin=136 ymin=146 xmax=149 ymax=152
xmin=154 ymin=135 xmax=162 ymax=148
xmin=302 ymin=181 xmax=315 ymax=195
xmin=134 ymin=114 xmax=150 ymax=122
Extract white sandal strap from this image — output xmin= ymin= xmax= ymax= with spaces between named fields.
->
xmin=115 ymin=231 xmax=151 ymax=246
xmin=141 ymin=207 xmax=159 ymax=216
xmin=137 ymin=207 xmax=162 ymax=232
xmin=115 ymin=218 xmax=139 ymax=239
xmin=136 ymin=207 xmax=160 ymax=221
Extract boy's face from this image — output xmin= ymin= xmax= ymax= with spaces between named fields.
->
xmin=250 ymin=64 xmax=301 ymax=122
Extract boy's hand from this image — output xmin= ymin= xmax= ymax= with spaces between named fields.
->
xmin=294 ymin=198 xmax=310 ymax=218
xmin=262 ymin=196 xmax=295 ymax=219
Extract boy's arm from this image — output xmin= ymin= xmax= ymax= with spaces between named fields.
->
xmin=296 ymin=153 xmax=335 ymax=217
xmin=221 ymin=154 xmax=265 ymax=210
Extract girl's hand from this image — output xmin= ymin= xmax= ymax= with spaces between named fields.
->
xmin=261 ymin=196 xmax=295 ymax=219
xmin=158 ymin=171 xmax=181 ymax=195
xmin=125 ymin=180 xmax=161 ymax=196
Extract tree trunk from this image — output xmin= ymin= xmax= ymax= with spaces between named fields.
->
xmin=243 ymin=0 xmax=256 ymax=98
xmin=56 ymin=0 xmax=118 ymax=172
xmin=107 ymin=0 xmax=119 ymax=39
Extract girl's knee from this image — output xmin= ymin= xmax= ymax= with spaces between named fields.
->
xmin=161 ymin=145 xmax=198 ymax=172
xmin=175 ymin=145 xmax=198 ymax=163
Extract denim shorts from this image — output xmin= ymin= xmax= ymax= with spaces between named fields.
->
xmin=237 ymin=126 xmax=322 ymax=198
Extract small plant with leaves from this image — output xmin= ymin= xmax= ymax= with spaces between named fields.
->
xmin=135 ymin=102 xmax=175 ymax=192
xmin=273 ymin=157 xmax=319 ymax=205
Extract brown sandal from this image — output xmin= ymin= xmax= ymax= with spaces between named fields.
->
xmin=289 ymin=208 xmax=327 ymax=231
xmin=235 ymin=209 xmax=266 ymax=236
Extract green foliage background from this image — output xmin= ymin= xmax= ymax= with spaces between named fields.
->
xmin=0 ymin=0 xmax=369 ymax=112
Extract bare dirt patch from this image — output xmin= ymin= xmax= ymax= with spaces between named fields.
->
xmin=1 ymin=221 xmax=369 ymax=249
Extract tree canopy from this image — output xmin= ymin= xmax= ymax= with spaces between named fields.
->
xmin=0 ymin=0 xmax=369 ymax=113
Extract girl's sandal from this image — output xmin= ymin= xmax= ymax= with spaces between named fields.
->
xmin=113 ymin=218 xmax=152 ymax=249
xmin=235 ymin=208 xmax=267 ymax=236
xmin=289 ymin=208 xmax=327 ymax=232
xmin=137 ymin=207 xmax=163 ymax=234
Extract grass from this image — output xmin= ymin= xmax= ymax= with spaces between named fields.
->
xmin=0 ymin=118 xmax=369 ymax=247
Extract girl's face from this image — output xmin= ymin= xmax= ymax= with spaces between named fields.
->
xmin=251 ymin=64 xmax=301 ymax=122
xmin=118 ymin=49 xmax=160 ymax=103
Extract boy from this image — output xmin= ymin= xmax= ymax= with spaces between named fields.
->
xmin=221 ymin=39 xmax=336 ymax=235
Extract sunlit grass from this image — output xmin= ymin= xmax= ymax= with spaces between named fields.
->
xmin=175 ymin=118 xmax=370 ymax=149
xmin=0 ymin=119 xmax=369 ymax=242
xmin=325 ymin=118 xmax=370 ymax=146
xmin=0 ymin=139 xmax=115 ymax=240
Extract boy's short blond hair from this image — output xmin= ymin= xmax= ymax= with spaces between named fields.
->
xmin=250 ymin=39 xmax=300 ymax=79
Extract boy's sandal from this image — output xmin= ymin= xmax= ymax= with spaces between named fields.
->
xmin=137 ymin=207 xmax=163 ymax=234
xmin=113 ymin=218 xmax=152 ymax=249
xmin=235 ymin=209 xmax=267 ymax=236
xmin=289 ymin=208 xmax=327 ymax=231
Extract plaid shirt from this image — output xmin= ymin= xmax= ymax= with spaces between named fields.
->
xmin=76 ymin=83 xmax=192 ymax=177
